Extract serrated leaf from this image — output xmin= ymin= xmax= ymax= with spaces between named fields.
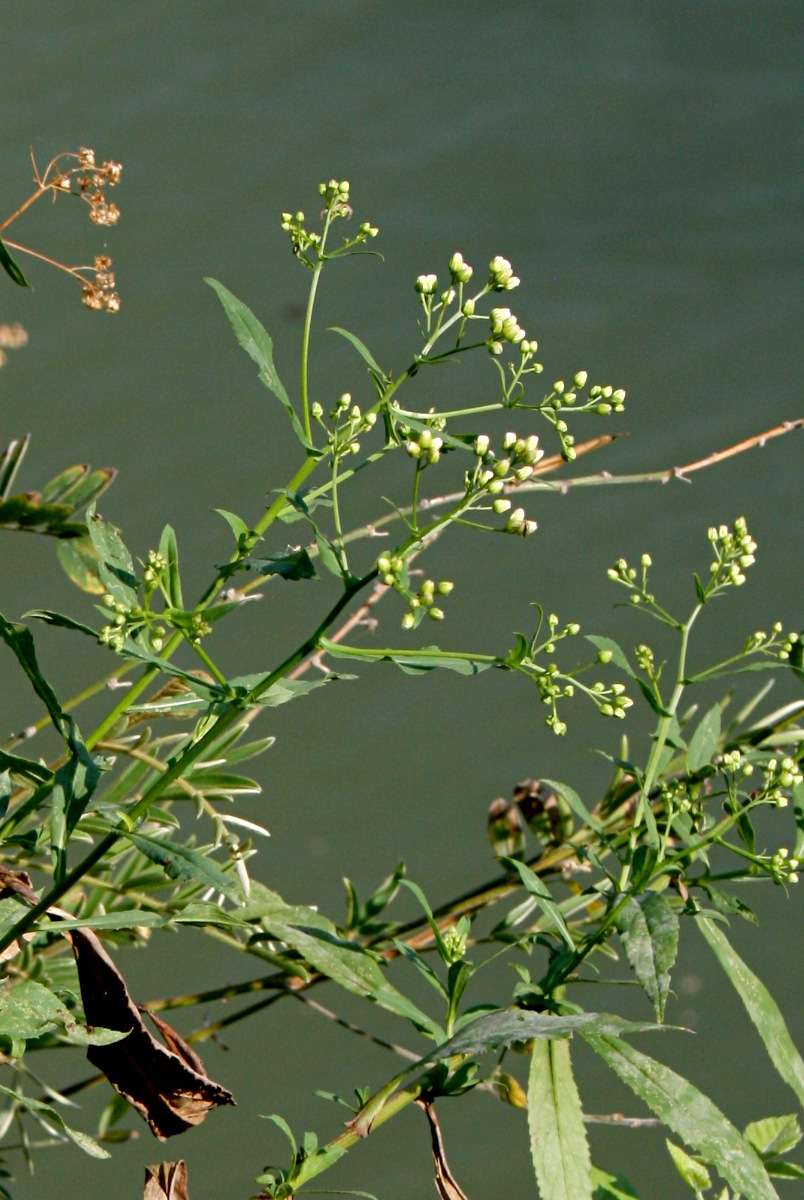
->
xmin=744 ymin=1115 xmax=801 ymax=1157
xmin=0 ymin=979 xmax=126 ymax=1049
xmin=697 ymin=917 xmax=804 ymax=1105
xmin=206 ymin=278 xmax=315 ymax=452
xmin=57 ymin=536 xmax=105 ymax=594
xmin=687 ymin=703 xmax=721 ymax=772
xmin=528 ymin=1037 xmax=592 ymax=1200
xmin=124 ymin=831 xmax=242 ymax=901
xmin=666 ymin=1139 xmax=711 ymax=1191
xmin=504 ymin=859 xmax=575 ymax=949
xmin=86 ymin=504 xmax=138 ymax=607
xmin=582 ymin=1033 xmax=778 ymax=1200
xmin=429 ymin=1009 xmax=665 ymax=1062
xmin=619 ymin=892 xmax=678 ymax=1021
xmin=590 ymin=1168 xmax=640 ymax=1199
xmin=0 ymin=237 xmax=30 ymax=287
xmin=159 ymin=525 xmax=183 ymax=608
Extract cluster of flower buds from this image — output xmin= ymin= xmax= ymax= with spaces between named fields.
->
xmin=487 ymin=306 xmax=529 ymax=354
xmin=469 ymin=430 xmax=545 ymax=535
xmin=721 ymin=749 xmax=755 ymax=778
xmin=589 ymin=679 xmax=633 ymax=719
xmin=634 ymin=643 xmax=655 ymax=674
xmin=320 ymin=392 xmax=377 ymax=454
xmin=743 ymin=622 xmax=798 ymax=663
xmin=143 ymin=549 xmax=168 ymax=589
xmin=588 ymin=383 xmax=626 ymax=414
xmin=317 ymin=177 xmax=353 ymax=219
xmin=282 ymin=181 xmax=377 ymax=265
xmin=659 ymin=777 xmax=698 ymax=818
xmin=488 ymin=255 xmax=520 ymax=291
xmin=98 ymin=593 xmax=133 ymax=653
xmin=405 ymin=425 xmax=443 ymax=465
xmin=440 ymin=917 xmax=470 ymax=966
xmin=448 ymin=251 xmax=473 ymax=285
xmin=0 ymin=322 xmax=28 ymax=368
xmin=376 ymin=553 xmax=454 ymax=629
xmin=760 ymin=756 xmax=803 ymax=807
xmin=81 ymin=255 xmax=120 ymax=314
xmin=769 ymin=847 xmax=799 ymax=886
xmin=706 ymin=517 xmax=757 ymax=588
xmin=607 ymin=552 xmax=656 ymax=605
xmin=74 ymin=148 xmax=122 ymax=226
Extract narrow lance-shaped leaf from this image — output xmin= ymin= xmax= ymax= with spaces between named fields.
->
xmin=205 ymin=278 xmax=316 ymax=452
xmin=619 ymin=892 xmax=679 ymax=1022
xmin=159 ymin=524 xmax=183 ymax=609
xmin=697 ymin=916 xmax=804 ymax=1105
xmin=428 ymin=1008 xmax=666 ymax=1063
xmin=504 ymin=858 xmax=576 ymax=950
xmin=528 ymin=1037 xmax=592 ymax=1200
xmin=582 ymin=1032 xmax=778 ymax=1200
xmin=320 ymin=637 xmax=494 ymax=677
xmin=0 ymin=1083 xmax=109 ymax=1158
xmin=124 ymin=831 xmax=243 ymax=902
xmin=0 ymin=236 xmax=30 ymax=287
xmin=686 ymin=703 xmax=722 ymax=772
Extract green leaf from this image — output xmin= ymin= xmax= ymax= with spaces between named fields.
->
xmin=666 ymin=1139 xmax=711 ymax=1191
xmin=585 ymin=635 xmax=635 ymax=678
xmin=40 ymin=464 xmax=88 ymax=504
xmin=541 ymin=777 xmax=604 ymax=836
xmin=124 ymin=831 xmax=243 ymax=901
xmin=38 ymin=909 xmax=166 ymax=932
xmin=590 ymin=1168 xmax=640 ymax=1199
xmin=263 ymin=918 xmax=439 ymax=1036
xmin=57 ymin=536 xmax=105 ymax=594
xmin=697 ymin=917 xmax=804 ymax=1105
xmin=239 ymin=546 xmax=317 ymax=581
xmin=764 ymin=1160 xmax=804 ymax=1180
xmin=85 ymin=504 xmax=138 ymax=607
xmin=744 ymin=1115 xmax=801 ymax=1158
xmin=430 ymin=1009 xmax=665 ymax=1062
xmin=0 ymin=611 xmax=67 ymax=733
xmin=0 ymin=748 xmax=51 ymax=785
xmin=504 ymin=859 xmax=575 ymax=949
xmin=206 ymin=278 xmax=315 ymax=452
xmin=59 ymin=465 xmax=116 ymax=510
xmin=686 ymin=703 xmax=722 ymax=772
xmin=329 ymin=326 xmax=389 ymax=383
xmin=0 ymin=1082 xmax=109 ymax=1157
xmin=0 ymin=236 xmax=30 ymax=287
xmin=582 ymin=1032 xmax=778 ymax=1200
xmin=25 ymin=609 xmax=98 ymax=639
xmin=320 ymin=637 xmax=493 ymax=677
xmin=619 ymin=892 xmax=679 ymax=1021
xmin=158 ymin=524 xmax=183 ymax=608
xmin=528 ymin=1037 xmax=592 ymax=1200
xmin=0 ymin=979 xmax=126 ymax=1049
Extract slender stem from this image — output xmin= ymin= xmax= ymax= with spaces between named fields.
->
xmin=0 ymin=187 xmax=47 ymax=234
xmin=1 ymin=239 xmax=87 ymax=285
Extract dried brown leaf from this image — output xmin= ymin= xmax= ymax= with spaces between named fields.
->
xmin=143 ymin=1159 xmax=189 ymax=1200
xmin=67 ymin=925 xmax=234 ymax=1138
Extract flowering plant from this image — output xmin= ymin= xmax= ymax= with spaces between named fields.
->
xmin=0 ymin=164 xmax=801 ymax=1200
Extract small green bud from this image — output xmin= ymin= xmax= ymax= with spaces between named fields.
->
xmin=401 ymin=612 xmax=415 ymax=630
xmin=462 ymin=298 xmax=476 ymax=316
xmin=474 ymin=434 xmax=490 ymax=456
xmin=437 ymin=581 xmax=454 ymax=595
xmin=488 ymin=478 xmax=505 ymax=494
xmin=429 ymin=607 xmax=445 ymax=621
xmin=573 ymin=370 xmax=588 ymax=388
xmin=596 ymin=402 xmax=612 ymax=415
xmin=311 ymin=401 xmax=324 ymax=420
xmin=492 ymin=497 xmax=511 ymax=513
xmin=597 ymin=649 xmax=613 ymax=664
xmin=553 ymin=380 xmax=565 ymax=395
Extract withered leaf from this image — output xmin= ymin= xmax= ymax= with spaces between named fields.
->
xmin=417 ymin=1099 xmax=469 ymax=1200
xmin=68 ymin=925 xmax=234 ymax=1139
xmin=143 ymin=1159 xmax=189 ymax=1200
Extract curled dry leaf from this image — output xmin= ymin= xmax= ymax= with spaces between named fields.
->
xmin=143 ymin=1159 xmax=189 ymax=1200
xmin=68 ymin=926 xmax=235 ymax=1138
xmin=417 ymin=1099 xmax=469 ymax=1200
xmin=0 ymin=863 xmax=234 ymax=1138
xmin=0 ymin=864 xmax=38 ymax=961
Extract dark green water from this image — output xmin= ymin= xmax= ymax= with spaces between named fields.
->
xmin=1 ymin=2 xmax=800 ymax=1197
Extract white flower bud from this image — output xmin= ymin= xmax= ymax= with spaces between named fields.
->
xmin=503 ymin=431 xmax=517 ymax=450
xmin=462 ymin=298 xmax=476 ymax=316
xmin=492 ymin=498 xmax=511 ymax=513
xmin=406 ymin=440 xmax=421 ymax=458
xmin=474 ymin=434 xmax=490 ymax=456
xmin=573 ymin=370 xmax=588 ymax=388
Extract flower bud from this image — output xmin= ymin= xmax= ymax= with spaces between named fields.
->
xmin=573 ymin=370 xmax=588 ymax=388
xmin=474 ymin=434 xmax=490 ymax=456
xmin=462 ymin=298 xmax=476 ymax=316
xmin=492 ymin=497 xmax=511 ymax=513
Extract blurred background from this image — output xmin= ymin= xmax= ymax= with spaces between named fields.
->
xmin=1 ymin=2 xmax=800 ymax=1196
